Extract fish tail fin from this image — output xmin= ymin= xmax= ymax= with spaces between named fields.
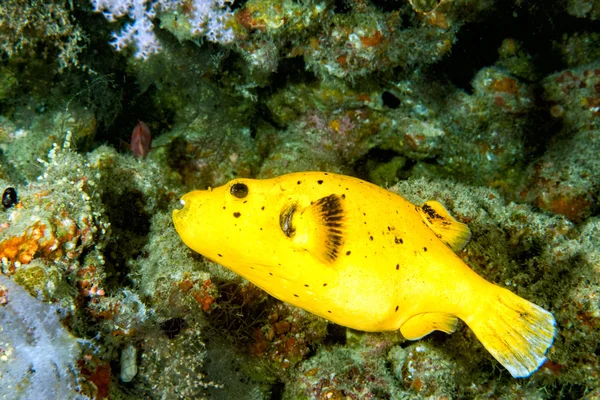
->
xmin=465 ymin=286 xmax=556 ymax=378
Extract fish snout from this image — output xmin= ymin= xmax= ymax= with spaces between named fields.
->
xmin=174 ymin=198 xmax=186 ymax=212
xmin=172 ymin=190 xmax=208 ymax=219
xmin=172 ymin=192 xmax=196 ymax=222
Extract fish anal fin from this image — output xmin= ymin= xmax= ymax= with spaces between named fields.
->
xmin=418 ymin=200 xmax=471 ymax=252
xmin=293 ymin=194 xmax=345 ymax=265
xmin=400 ymin=312 xmax=459 ymax=340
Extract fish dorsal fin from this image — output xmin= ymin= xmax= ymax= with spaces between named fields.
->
xmin=400 ymin=312 xmax=459 ymax=340
xmin=417 ymin=200 xmax=471 ymax=252
xmin=281 ymin=194 xmax=345 ymax=265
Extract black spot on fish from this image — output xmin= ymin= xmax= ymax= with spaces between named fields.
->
xmin=318 ymin=180 xmax=324 ymax=184
xmin=328 ymin=310 xmax=332 ymax=313
xmin=341 ymin=194 xmax=346 ymax=199
xmin=323 ymin=283 xmax=328 ymax=286
xmin=370 ymin=236 xmax=374 ymax=241
xmin=218 ymin=254 xmax=223 ymax=257
xmin=233 ymin=212 xmax=241 ymax=218
xmin=297 ymin=180 xmax=302 ymax=185
xmin=346 ymin=251 xmax=351 ymax=255
xmin=304 ymin=284 xmax=309 ymax=287
xmin=261 ymin=206 xmax=265 ymax=210
xmin=294 ymin=294 xmax=299 ymax=297
xmin=324 ymin=173 xmax=329 ymax=175
xmin=395 ymin=305 xmax=399 ymax=312
xmin=395 ymin=237 xmax=403 ymax=244
xmin=223 ymin=206 xmax=226 ymax=209
xmin=396 ymin=264 xmax=399 ymax=270
xmin=423 ymin=247 xmax=427 ymax=252
xmin=269 ymin=272 xmax=273 ymax=275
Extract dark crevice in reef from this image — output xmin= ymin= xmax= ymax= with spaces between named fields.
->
xmin=100 ymin=188 xmax=151 ymax=289
xmin=93 ymin=81 xmax=176 ymax=152
xmin=353 ymin=148 xmax=417 ymax=184
xmin=436 ymin=0 xmax=572 ymax=93
xmin=323 ymin=323 xmax=347 ymax=346
xmin=261 ymin=56 xmax=317 ymax=96
xmin=269 ymin=381 xmax=285 ymax=400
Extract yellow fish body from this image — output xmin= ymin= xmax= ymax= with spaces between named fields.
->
xmin=172 ymin=171 xmax=555 ymax=378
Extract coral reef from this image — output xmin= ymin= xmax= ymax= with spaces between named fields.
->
xmin=1 ymin=0 xmax=600 ymax=398
xmin=286 ymin=332 xmax=404 ymax=399
xmin=519 ymin=62 xmax=600 ymax=222
xmin=0 ymin=0 xmax=87 ymax=71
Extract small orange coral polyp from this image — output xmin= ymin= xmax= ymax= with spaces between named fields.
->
xmin=360 ymin=30 xmax=383 ymax=47
xmin=424 ymin=10 xmax=449 ymax=29
xmin=490 ymin=77 xmax=519 ymax=94
xmin=0 ymin=223 xmax=45 ymax=264
xmin=191 ymin=279 xmax=216 ymax=311
xmin=0 ymin=219 xmax=79 ymax=265
xmin=192 ymin=291 xmax=215 ymax=311
xmin=178 ymin=278 xmax=194 ymax=292
xmin=236 ymin=8 xmax=266 ymax=32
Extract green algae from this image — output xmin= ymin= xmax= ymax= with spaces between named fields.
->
xmin=0 ymin=0 xmax=599 ymax=398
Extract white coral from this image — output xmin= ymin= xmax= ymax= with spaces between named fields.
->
xmin=90 ymin=0 xmax=235 ymax=59
xmin=0 ymin=276 xmax=85 ymax=400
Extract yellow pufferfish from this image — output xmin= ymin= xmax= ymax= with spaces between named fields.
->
xmin=172 ymin=171 xmax=556 ymax=378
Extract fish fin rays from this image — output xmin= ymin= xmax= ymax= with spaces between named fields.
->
xmin=464 ymin=287 xmax=556 ymax=378
xmin=418 ymin=200 xmax=471 ymax=252
xmin=400 ymin=312 xmax=459 ymax=340
xmin=291 ymin=194 xmax=346 ymax=265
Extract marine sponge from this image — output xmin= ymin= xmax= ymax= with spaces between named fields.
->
xmin=0 ymin=275 xmax=85 ymax=400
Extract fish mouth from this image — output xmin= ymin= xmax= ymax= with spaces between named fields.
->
xmin=172 ymin=194 xmax=191 ymax=220
xmin=174 ymin=198 xmax=186 ymax=211
xmin=172 ymin=196 xmax=186 ymax=222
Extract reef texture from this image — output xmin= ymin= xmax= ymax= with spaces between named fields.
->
xmin=1 ymin=0 xmax=599 ymax=398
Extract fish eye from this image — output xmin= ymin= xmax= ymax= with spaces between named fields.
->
xmin=230 ymin=182 xmax=249 ymax=199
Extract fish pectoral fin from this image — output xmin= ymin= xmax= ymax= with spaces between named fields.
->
xmin=418 ymin=200 xmax=471 ymax=252
xmin=400 ymin=312 xmax=459 ymax=340
xmin=292 ymin=194 xmax=345 ymax=265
